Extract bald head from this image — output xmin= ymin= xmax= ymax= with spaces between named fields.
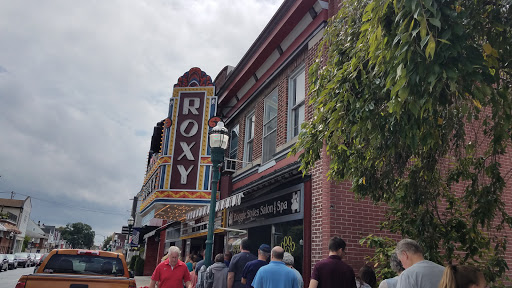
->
xmin=271 ymin=246 xmax=285 ymax=261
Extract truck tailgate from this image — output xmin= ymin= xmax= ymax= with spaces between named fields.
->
xmin=24 ymin=274 xmax=135 ymax=288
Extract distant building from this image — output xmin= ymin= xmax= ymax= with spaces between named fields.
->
xmin=41 ymin=224 xmax=61 ymax=250
xmin=0 ymin=197 xmax=31 ymax=253
xmin=26 ymin=219 xmax=48 ymax=253
xmin=0 ymin=219 xmax=20 ymax=253
xmin=110 ymin=233 xmax=127 ymax=254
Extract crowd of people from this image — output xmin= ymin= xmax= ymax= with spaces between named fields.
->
xmin=147 ymin=237 xmax=487 ymax=288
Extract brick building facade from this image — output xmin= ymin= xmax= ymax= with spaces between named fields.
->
xmin=214 ymin=0 xmax=511 ymax=281
xmin=135 ymin=0 xmax=512 ymax=283
xmin=213 ymin=0 xmax=386 ymax=282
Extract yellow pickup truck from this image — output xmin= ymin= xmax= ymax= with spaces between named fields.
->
xmin=15 ymin=249 xmax=137 ymax=288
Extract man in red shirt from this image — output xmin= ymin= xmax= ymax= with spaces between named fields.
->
xmin=150 ymin=246 xmax=192 ymax=288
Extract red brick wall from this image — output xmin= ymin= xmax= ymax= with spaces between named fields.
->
xmin=231 ymin=49 xmax=308 ymax=167
xmin=328 ymin=0 xmax=342 ymax=18
xmin=143 ymin=235 xmax=160 ymax=276
xmin=305 ymin=30 xmax=396 ymax=272
xmin=253 ymin=94 xmax=264 ymax=161
xmin=222 ymin=19 xmax=398 ymax=276
xmin=158 ymin=230 xmax=166 ymax=263
xmin=220 ymin=175 xmax=232 ymax=199
xmin=309 ymin=151 xmax=399 ymax=272
xmin=0 ymin=237 xmax=11 ymax=253
xmin=222 ymin=0 xmax=512 ymax=282
xmin=277 ymin=76 xmax=289 ymax=147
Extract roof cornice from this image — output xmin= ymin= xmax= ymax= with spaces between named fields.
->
xmin=217 ymin=0 xmax=319 ymax=106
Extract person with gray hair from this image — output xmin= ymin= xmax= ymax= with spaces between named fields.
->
xmin=395 ymin=239 xmax=444 ymax=288
xmin=283 ymin=252 xmax=304 ymax=288
xmin=150 ymin=246 xmax=192 ymax=288
xmin=204 ymin=253 xmax=229 ymax=288
xmin=378 ymin=251 xmax=404 ymax=288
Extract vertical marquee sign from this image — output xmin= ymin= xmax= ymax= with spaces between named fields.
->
xmin=171 ymin=92 xmax=205 ymax=189
xmin=139 ymin=67 xmax=216 ymax=214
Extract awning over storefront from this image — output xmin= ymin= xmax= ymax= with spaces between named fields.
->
xmin=180 ymin=228 xmax=224 ymax=240
xmin=0 ymin=221 xmax=21 ymax=234
xmin=143 ymin=222 xmax=175 ymax=240
xmin=186 ymin=192 xmax=244 ymax=221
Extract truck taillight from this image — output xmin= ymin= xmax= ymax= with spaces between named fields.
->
xmin=77 ymin=250 xmax=100 ymax=255
xmin=15 ymin=280 xmax=26 ymax=288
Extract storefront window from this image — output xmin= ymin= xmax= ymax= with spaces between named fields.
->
xmin=272 ymin=219 xmax=303 ymax=275
xmin=226 ymin=231 xmax=248 ymax=255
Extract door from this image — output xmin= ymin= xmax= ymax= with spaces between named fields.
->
xmin=272 ymin=219 xmax=303 ymax=275
xmin=248 ymin=225 xmax=271 ymax=256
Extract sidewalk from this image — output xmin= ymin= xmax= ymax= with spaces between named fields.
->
xmin=135 ymin=276 xmax=152 ymax=287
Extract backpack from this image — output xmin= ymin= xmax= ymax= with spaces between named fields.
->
xmin=196 ymin=265 xmax=207 ymax=288
xmin=205 ymin=265 xmax=215 ymax=288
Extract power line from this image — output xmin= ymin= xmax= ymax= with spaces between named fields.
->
xmin=0 ymin=191 xmax=128 ymax=216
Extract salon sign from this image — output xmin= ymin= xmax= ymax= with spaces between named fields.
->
xmin=227 ymin=190 xmax=301 ymax=227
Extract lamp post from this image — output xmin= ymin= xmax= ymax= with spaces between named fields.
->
xmin=9 ymin=232 xmax=15 ymax=254
xmin=127 ymin=216 xmax=134 ymax=257
xmin=204 ymin=122 xmax=229 ymax=268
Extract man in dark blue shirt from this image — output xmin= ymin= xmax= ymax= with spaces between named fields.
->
xmin=241 ymin=244 xmax=271 ymax=287
xmin=228 ymin=239 xmax=257 ymax=288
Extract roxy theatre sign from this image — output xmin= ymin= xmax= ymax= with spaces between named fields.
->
xmin=138 ymin=67 xmax=216 ymax=214
xmin=171 ymin=93 xmax=205 ymax=189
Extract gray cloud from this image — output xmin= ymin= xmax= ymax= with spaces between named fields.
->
xmin=0 ymin=0 xmax=281 ymax=245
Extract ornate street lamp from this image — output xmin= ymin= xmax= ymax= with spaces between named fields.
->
xmin=127 ymin=216 xmax=134 ymax=256
xmin=204 ymin=122 xmax=229 ymax=267
xmin=9 ymin=231 xmax=15 ymax=253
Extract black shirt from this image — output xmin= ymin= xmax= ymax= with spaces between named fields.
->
xmin=228 ymin=251 xmax=257 ymax=288
xmin=311 ymin=255 xmax=356 ymax=288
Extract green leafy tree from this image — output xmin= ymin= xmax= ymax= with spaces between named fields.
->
xmin=60 ymin=222 xmax=95 ymax=249
xmin=102 ymin=235 xmax=113 ymax=251
xmin=292 ymin=0 xmax=511 ymax=285
xmin=22 ymin=236 xmax=30 ymax=252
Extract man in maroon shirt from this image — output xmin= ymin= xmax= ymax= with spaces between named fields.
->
xmin=150 ymin=246 xmax=192 ymax=288
xmin=309 ymin=237 xmax=356 ymax=288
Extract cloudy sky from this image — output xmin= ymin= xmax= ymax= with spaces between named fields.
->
xmin=0 ymin=0 xmax=282 ymax=246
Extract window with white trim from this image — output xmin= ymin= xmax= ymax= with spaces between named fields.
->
xmin=263 ymin=89 xmax=278 ymax=163
xmin=243 ymin=112 xmax=255 ymax=166
xmin=289 ymin=67 xmax=305 ymax=139
xmin=228 ymin=125 xmax=239 ymax=170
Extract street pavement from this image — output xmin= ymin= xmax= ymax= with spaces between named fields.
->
xmin=0 ymin=266 xmax=152 ymax=288
xmin=0 ymin=266 xmax=34 ymax=288
xmin=135 ymin=276 xmax=152 ymax=287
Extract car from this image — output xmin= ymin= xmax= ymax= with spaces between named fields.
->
xmin=5 ymin=254 xmax=17 ymax=269
xmin=34 ymin=253 xmax=43 ymax=265
xmin=14 ymin=252 xmax=30 ymax=268
xmin=29 ymin=253 xmax=37 ymax=266
xmin=33 ymin=253 xmax=49 ymax=273
xmin=0 ymin=254 xmax=8 ymax=271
